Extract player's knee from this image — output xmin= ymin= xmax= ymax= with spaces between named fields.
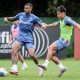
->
xmin=12 ymin=48 xmax=17 ymax=56
xmin=52 ymin=48 xmax=57 ymax=56
xmin=49 ymin=45 xmax=57 ymax=50
xmin=29 ymin=52 xmax=35 ymax=58
xmin=28 ymin=48 xmax=35 ymax=57
xmin=48 ymin=45 xmax=57 ymax=55
xmin=48 ymin=46 xmax=54 ymax=51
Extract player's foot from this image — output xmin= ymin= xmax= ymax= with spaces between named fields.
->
xmin=37 ymin=66 xmax=43 ymax=76
xmin=10 ymin=71 xmax=18 ymax=75
xmin=58 ymin=67 xmax=67 ymax=77
xmin=22 ymin=63 xmax=28 ymax=70
xmin=38 ymin=64 xmax=47 ymax=71
xmin=9 ymin=68 xmax=18 ymax=75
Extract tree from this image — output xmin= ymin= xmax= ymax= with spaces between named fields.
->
xmin=47 ymin=0 xmax=66 ymax=16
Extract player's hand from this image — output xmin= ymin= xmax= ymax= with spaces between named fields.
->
xmin=4 ymin=17 xmax=8 ymax=23
xmin=41 ymin=23 xmax=47 ymax=29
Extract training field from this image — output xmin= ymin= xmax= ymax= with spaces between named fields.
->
xmin=0 ymin=58 xmax=80 ymax=80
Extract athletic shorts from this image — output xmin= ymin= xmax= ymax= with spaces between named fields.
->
xmin=21 ymin=41 xmax=34 ymax=49
xmin=53 ymin=38 xmax=70 ymax=52
xmin=12 ymin=40 xmax=34 ymax=50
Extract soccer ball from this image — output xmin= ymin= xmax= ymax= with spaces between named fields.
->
xmin=0 ymin=68 xmax=8 ymax=77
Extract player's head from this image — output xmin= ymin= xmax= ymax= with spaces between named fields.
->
xmin=24 ymin=3 xmax=33 ymax=14
xmin=13 ymin=20 xmax=18 ymax=25
xmin=57 ymin=5 xmax=66 ymax=19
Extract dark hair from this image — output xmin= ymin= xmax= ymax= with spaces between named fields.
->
xmin=57 ymin=5 xmax=66 ymax=12
xmin=25 ymin=3 xmax=33 ymax=7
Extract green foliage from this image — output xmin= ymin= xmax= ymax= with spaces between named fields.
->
xmin=0 ymin=0 xmax=80 ymax=17
xmin=47 ymin=0 xmax=66 ymax=16
xmin=67 ymin=41 xmax=74 ymax=58
xmin=47 ymin=0 xmax=58 ymax=16
xmin=67 ymin=30 xmax=74 ymax=58
xmin=47 ymin=0 xmax=80 ymax=17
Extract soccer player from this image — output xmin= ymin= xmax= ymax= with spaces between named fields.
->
xmin=10 ymin=20 xmax=28 ymax=70
xmin=39 ymin=5 xmax=80 ymax=77
xmin=4 ymin=3 xmax=46 ymax=76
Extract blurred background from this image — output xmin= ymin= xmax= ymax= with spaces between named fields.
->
xmin=0 ymin=0 xmax=80 ymax=17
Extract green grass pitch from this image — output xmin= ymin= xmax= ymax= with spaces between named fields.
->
xmin=0 ymin=58 xmax=80 ymax=80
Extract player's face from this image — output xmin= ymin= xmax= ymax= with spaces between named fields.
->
xmin=57 ymin=11 xmax=65 ymax=19
xmin=24 ymin=5 xmax=32 ymax=14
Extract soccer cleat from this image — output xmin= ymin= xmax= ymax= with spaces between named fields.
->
xmin=37 ymin=66 xmax=43 ymax=76
xmin=38 ymin=64 xmax=47 ymax=71
xmin=22 ymin=63 xmax=28 ymax=70
xmin=10 ymin=71 xmax=18 ymax=75
xmin=58 ymin=67 xmax=67 ymax=77
xmin=9 ymin=68 xmax=18 ymax=75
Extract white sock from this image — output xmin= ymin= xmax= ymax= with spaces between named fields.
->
xmin=44 ymin=60 xmax=49 ymax=67
xmin=22 ymin=62 xmax=28 ymax=67
xmin=58 ymin=63 xmax=65 ymax=70
xmin=12 ymin=65 xmax=18 ymax=72
xmin=23 ymin=62 xmax=26 ymax=65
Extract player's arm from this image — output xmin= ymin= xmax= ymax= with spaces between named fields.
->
xmin=4 ymin=13 xmax=20 ymax=23
xmin=34 ymin=16 xmax=47 ymax=29
xmin=4 ymin=17 xmax=16 ymax=22
xmin=40 ymin=23 xmax=47 ymax=29
xmin=74 ymin=23 xmax=80 ymax=29
xmin=66 ymin=17 xmax=80 ymax=29
xmin=46 ymin=22 xmax=59 ymax=27
xmin=9 ymin=26 xmax=13 ymax=43
xmin=34 ymin=15 xmax=59 ymax=29
xmin=9 ymin=32 xmax=13 ymax=44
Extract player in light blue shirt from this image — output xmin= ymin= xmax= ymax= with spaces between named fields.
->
xmin=4 ymin=3 xmax=46 ymax=76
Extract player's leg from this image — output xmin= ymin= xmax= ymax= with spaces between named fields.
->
xmin=51 ymin=39 xmax=70 ymax=77
xmin=39 ymin=43 xmax=57 ymax=70
xmin=18 ymin=53 xmax=28 ymax=70
xmin=10 ymin=40 xmax=22 ymax=75
xmin=25 ymin=42 xmax=38 ymax=65
xmin=51 ymin=56 xmax=66 ymax=77
xmin=51 ymin=55 xmax=61 ymax=64
xmin=18 ymin=53 xmax=24 ymax=63
xmin=28 ymin=48 xmax=38 ymax=64
xmin=39 ymin=39 xmax=68 ymax=76
xmin=28 ymin=48 xmax=43 ymax=76
xmin=26 ymin=43 xmax=43 ymax=76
